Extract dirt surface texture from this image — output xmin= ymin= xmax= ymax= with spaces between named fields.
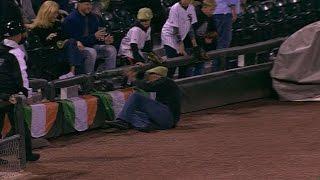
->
xmin=24 ymin=100 xmax=320 ymax=180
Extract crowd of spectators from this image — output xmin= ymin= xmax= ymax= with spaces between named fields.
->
xmin=1 ymin=0 xmax=245 ymax=81
xmin=0 ymin=0 xmax=319 ymax=164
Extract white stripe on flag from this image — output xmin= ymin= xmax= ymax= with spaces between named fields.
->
xmin=108 ymin=91 xmax=126 ymax=118
xmin=150 ymin=92 xmax=157 ymax=100
xmin=69 ymin=97 xmax=88 ymax=131
xmin=30 ymin=104 xmax=46 ymax=138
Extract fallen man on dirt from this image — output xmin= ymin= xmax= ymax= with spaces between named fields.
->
xmin=104 ymin=66 xmax=182 ymax=132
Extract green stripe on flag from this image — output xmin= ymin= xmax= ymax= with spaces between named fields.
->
xmin=23 ymin=105 xmax=32 ymax=129
xmin=60 ymin=100 xmax=75 ymax=128
xmin=91 ymin=92 xmax=115 ymax=120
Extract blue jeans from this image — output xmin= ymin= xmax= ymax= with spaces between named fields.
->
xmin=212 ymin=14 xmax=233 ymax=72
xmin=62 ymin=39 xmax=85 ymax=74
xmin=193 ymin=63 xmax=205 ymax=76
xmin=82 ymin=44 xmax=117 ymax=73
xmin=214 ymin=14 xmax=233 ymax=49
xmin=117 ymin=93 xmax=174 ymax=130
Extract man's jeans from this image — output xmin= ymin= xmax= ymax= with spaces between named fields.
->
xmin=83 ymin=44 xmax=117 ymax=73
xmin=117 ymin=93 xmax=174 ymax=130
xmin=212 ymin=14 xmax=233 ymax=72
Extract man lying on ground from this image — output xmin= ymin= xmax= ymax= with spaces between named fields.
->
xmin=105 ymin=66 xmax=182 ymax=132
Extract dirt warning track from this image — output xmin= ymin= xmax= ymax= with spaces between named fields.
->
xmin=25 ymin=100 xmax=320 ymax=179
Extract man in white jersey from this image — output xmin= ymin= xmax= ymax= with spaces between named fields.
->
xmin=118 ymin=8 xmax=153 ymax=66
xmin=161 ymin=0 xmax=198 ymax=78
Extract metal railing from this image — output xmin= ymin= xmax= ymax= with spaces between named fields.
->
xmin=27 ymin=37 xmax=286 ymax=99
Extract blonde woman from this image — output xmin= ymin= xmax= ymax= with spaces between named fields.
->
xmin=29 ymin=1 xmax=85 ymax=79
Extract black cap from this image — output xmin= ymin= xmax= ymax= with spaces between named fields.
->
xmin=2 ymin=21 xmax=25 ymax=37
xmin=76 ymin=0 xmax=94 ymax=3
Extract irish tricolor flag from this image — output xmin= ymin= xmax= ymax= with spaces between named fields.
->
xmin=1 ymin=113 xmax=11 ymax=139
xmin=61 ymin=95 xmax=98 ymax=131
xmin=24 ymin=102 xmax=59 ymax=138
xmin=107 ymin=88 xmax=134 ymax=117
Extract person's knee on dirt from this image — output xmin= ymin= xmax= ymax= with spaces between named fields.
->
xmin=105 ymin=66 xmax=181 ymax=132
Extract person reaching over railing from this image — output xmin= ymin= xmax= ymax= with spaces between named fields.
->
xmin=191 ymin=0 xmax=218 ymax=76
xmin=161 ymin=0 xmax=198 ymax=79
xmin=118 ymin=8 xmax=154 ymax=67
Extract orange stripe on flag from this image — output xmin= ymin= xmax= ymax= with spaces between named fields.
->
xmin=45 ymin=102 xmax=59 ymax=133
xmin=1 ymin=113 xmax=12 ymax=138
xmin=82 ymin=95 xmax=98 ymax=126
xmin=120 ymin=88 xmax=134 ymax=100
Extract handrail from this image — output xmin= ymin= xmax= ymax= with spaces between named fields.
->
xmin=30 ymin=37 xmax=287 ymax=99
xmin=96 ymin=37 xmax=286 ymax=75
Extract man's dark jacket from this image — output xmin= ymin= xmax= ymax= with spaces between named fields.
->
xmin=134 ymin=77 xmax=182 ymax=124
xmin=63 ymin=10 xmax=102 ymax=47
xmin=0 ymin=42 xmax=26 ymax=100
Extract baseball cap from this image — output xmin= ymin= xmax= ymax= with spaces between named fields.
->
xmin=146 ymin=66 xmax=168 ymax=77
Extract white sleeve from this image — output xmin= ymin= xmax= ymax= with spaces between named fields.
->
xmin=166 ymin=5 xmax=179 ymax=27
xmin=129 ymin=28 xmax=140 ymax=44
xmin=147 ymin=28 xmax=151 ymax=41
xmin=191 ymin=5 xmax=197 ymax=25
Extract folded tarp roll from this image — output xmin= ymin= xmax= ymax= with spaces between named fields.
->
xmin=271 ymin=21 xmax=320 ymax=101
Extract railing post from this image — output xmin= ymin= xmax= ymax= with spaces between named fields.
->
xmin=14 ymin=95 xmax=27 ymax=169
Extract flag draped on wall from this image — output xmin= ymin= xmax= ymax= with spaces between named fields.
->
xmin=24 ymin=102 xmax=59 ymax=138
xmin=60 ymin=95 xmax=98 ymax=132
xmin=2 ymin=88 xmax=155 ymax=139
xmin=1 ymin=114 xmax=11 ymax=139
xmin=107 ymin=88 xmax=135 ymax=118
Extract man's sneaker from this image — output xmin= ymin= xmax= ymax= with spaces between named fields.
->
xmin=104 ymin=120 xmax=130 ymax=130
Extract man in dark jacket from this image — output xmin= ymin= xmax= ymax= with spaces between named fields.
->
xmin=105 ymin=66 xmax=182 ymax=132
xmin=0 ymin=20 xmax=40 ymax=162
xmin=63 ymin=0 xmax=117 ymax=73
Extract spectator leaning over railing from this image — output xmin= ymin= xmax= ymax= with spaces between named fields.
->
xmin=118 ymin=8 xmax=154 ymax=66
xmin=161 ymin=0 xmax=198 ymax=79
xmin=63 ymin=0 xmax=117 ymax=73
xmin=191 ymin=0 xmax=218 ymax=75
xmin=105 ymin=66 xmax=182 ymax=132
xmin=29 ymin=0 xmax=87 ymax=79
xmin=0 ymin=20 xmax=40 ymax=162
